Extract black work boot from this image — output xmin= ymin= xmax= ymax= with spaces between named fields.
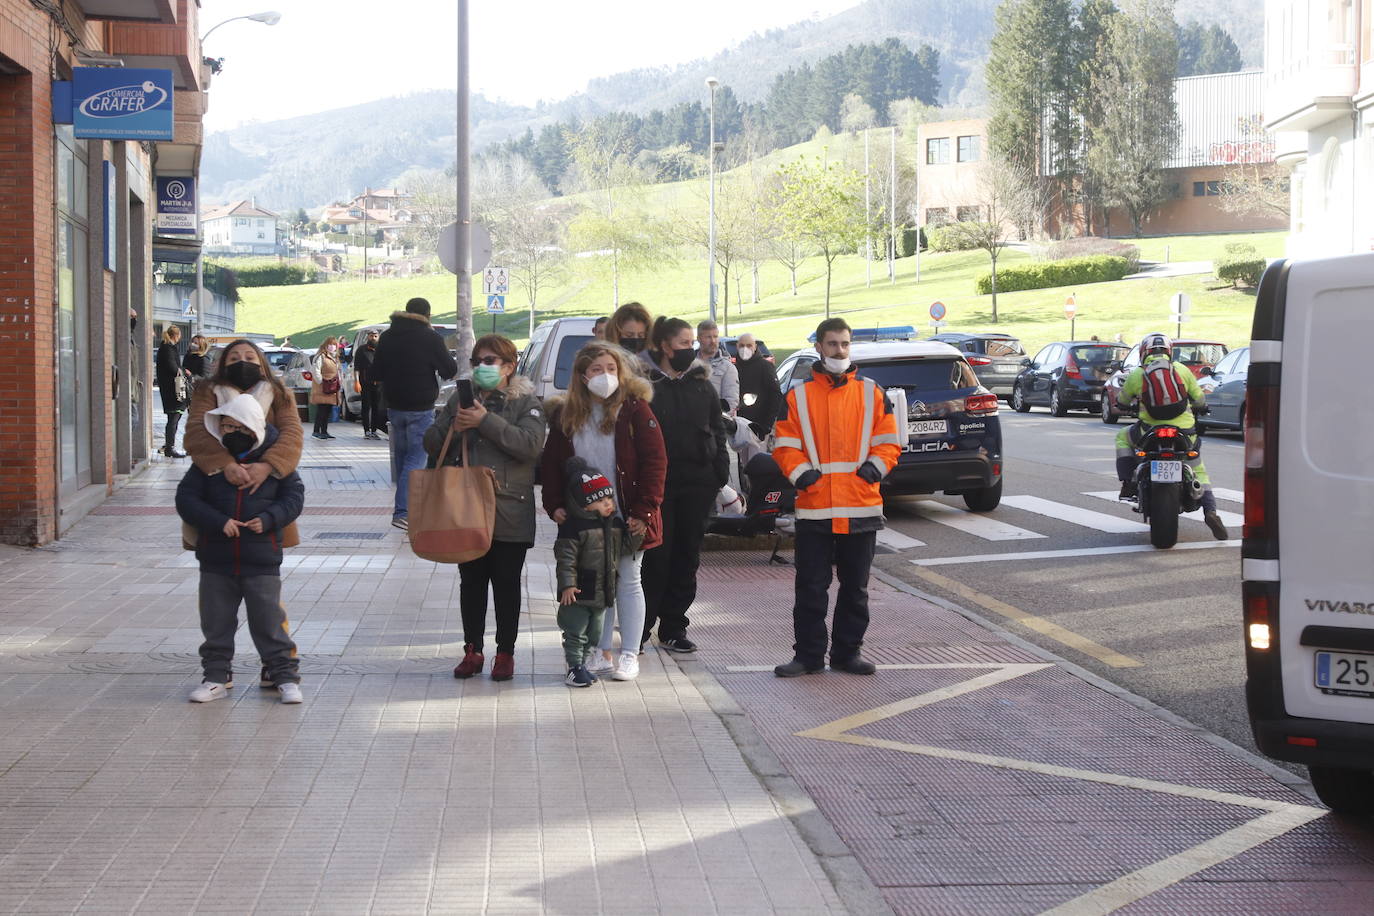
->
xmin=774 ymin=658 xmax=824 ymax=678
xmin=1204 ymin=511 xmax=1229 ymax=540
xmin=1118 ymin=480 xmax=1137 ymax=500
xmin=830 ymin=654 xmax=877 ymax=675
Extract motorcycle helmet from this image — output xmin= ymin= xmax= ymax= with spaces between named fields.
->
xmin=1141 ymin=332 xmax=1172 ymax=357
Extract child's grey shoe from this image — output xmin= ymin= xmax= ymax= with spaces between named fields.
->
xmin=277 ymin=683 xmax=303 ymax=704
xmin=189 ymin=681 xmax=230 ymax=703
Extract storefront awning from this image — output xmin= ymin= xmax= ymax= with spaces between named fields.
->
xmin=152 ymin=236 xmax=202 ymax=264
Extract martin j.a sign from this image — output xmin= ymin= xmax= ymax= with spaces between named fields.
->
xmin=72 ymin=68 xmax=173 ymax=141
xmin=155 ymin=177 xmax=197 ymax=236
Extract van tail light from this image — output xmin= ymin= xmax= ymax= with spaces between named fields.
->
xmin=1064 ymin=353 xmax=1082 ymax=379
xmin=1243 ymin=583 xmax=1272 ymax=650
xmin=965 ymin=394 xmax=999 ymax=417
xmin=1244 ymin=382 xmax=1280 ymax=542
xmin=967 ymin=356 xmax=992 ymax=366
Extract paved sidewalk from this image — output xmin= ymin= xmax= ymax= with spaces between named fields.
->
xmin=677 ymin=548 xmax=1374 ymax=914
xmin=0 ymin=433 xmax=843 ymax=915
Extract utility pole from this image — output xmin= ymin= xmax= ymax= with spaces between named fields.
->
xmin=706 ymin=77 xmax=719 ymax=322
xmin=362 ymin=187 xmax=368 ymax=283
xmin=889 ymin=126 xmax=897 ymax=283
xmin=913 ymin=136 xmax=921 ymax=283
xmin=864 ymin=129 xmax=871 ymax=287
xmin=454 ymin=0 xmax=473 ymax=358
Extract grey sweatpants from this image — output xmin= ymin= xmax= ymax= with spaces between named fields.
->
xmin=198 ymin=572 xmax=300 ymax=685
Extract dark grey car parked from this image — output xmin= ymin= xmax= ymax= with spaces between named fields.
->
xmin=1011 ymin=341 xmax=1129 ymax=416
xmin=929 ymin=332 xmax=1026 ymax=400
xmin=1196 ymin=346 xmax=1249 ymax=433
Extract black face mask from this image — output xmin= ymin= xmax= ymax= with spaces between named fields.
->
xmin=620 ymin=337 xmax=646 ymax=354
xmin=225 ymin=361 xmax=262 ymax=390
xmin=667 ymin=349 xmax=696 ymax=373
xmin=222 ymin=431 xmax=256 ymax=456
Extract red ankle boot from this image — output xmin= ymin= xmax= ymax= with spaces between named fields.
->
xmin=490 ymin=652 xmax=514 ymax=681
xmin=453 ymin=644 xmax=484 ymax=679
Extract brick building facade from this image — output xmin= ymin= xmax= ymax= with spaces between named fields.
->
xmin=0 ymin=0 xmax=206 ymax=545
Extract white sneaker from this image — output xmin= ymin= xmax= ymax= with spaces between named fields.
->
xmin=612 ymin=652 xmax=639 ymax=681
xmin=585 ymin=651 xmax=614 ymax=676
xmin=189 ymin=681 xmax=230 ymax=703
xmin=277 ymin=682 xmax=303 ymax=704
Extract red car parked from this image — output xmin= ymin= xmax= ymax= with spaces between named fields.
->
xmin=1100 ymin=338 xmax=1230 ymax=424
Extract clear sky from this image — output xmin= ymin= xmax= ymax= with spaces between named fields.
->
xmin=200 ymin=0 xmax=863 ymax=132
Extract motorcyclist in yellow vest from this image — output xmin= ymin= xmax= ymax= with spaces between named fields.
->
xmin=1115 ymin=332 xmax=1228 ymax=540
xmin=771 ymin=318 xmax=902 ymax=677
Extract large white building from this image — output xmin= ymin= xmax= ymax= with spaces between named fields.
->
xmin=1264 ymin=0 xmax=1374 ymax=257
xmin=203 ymin=200 xmax=281 ymax=255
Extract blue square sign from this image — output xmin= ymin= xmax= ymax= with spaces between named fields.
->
xmin=72 ymin=68 xmax=174 ymax=141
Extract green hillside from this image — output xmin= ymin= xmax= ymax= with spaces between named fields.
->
xmin=237 ymin=227 xmax=1285 ymax=361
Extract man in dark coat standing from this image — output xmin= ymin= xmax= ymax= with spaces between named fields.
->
xmin=734 ymin=332 xmax=781 ymax=439
xmin=369 ymin=298 xmax=458 ymax=529
xmin=352 ymin=328 xmax=385 ymax=440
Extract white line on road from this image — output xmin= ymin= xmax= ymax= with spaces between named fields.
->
xmin=908 ymin=500 xmax=1045 ymax=541
xmin=1212 ymin=487 xmax=1245 ymax=503
xmin=875 ymin=528 xmax=926 ymax=550
xmin=1001 ymin=494 xmax=1149 ymax=533
xmin=1083 ymin=491 xmax=1245 ymax=529
xmin=912 ymin=540 xmax=1242 ymax=566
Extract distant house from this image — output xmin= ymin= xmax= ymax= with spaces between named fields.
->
xmin=318 ymin=188 xmax=413 ymax=242
xmin=204 ymin=200 xmax=281 ymax=255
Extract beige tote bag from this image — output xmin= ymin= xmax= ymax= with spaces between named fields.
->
xmin=407 ymin=426 xmax=496 ymax=563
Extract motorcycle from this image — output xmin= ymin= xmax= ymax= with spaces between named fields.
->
xmin=1124 ymin=421 xmax=1204 ymax=549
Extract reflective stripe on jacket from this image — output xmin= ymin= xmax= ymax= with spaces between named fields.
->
xmin=772 ymin=366 xmax=901 ymax=534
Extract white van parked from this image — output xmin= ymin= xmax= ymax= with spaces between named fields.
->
xmin=517 ymin=317 xmax=599 ymax=400
xmin=1244 ymin=252 xmax=1374 ymax=814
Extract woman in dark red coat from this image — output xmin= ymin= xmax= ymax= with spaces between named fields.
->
xmin=541 ymin=340 xmax=666 ymax=681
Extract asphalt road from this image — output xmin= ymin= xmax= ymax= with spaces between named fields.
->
xmin=871 ymin=404 xmax=1277 ymax=767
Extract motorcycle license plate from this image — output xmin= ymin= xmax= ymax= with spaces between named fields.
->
xmin=908 ymin=420 xmax=947 ymax=436
xmin=1315 ymin=650 xmax=1374 ymax=698
xmin=1150 ymin=460 xmax=1182 ymax=482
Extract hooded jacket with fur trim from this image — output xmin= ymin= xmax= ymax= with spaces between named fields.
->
xmin=370 ymin=310 xmax=459 ymax=411
xmin=423 ymin=374 xmax=547 ymax=544
xmin=540 ymin=372 xmax=667 ymax=551
xmin=184 ymin=377 xmax=303 ymax=479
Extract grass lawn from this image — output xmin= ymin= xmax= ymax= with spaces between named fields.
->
xmin=238 ymin=229 xmax=1278 ymax=359
xmin=1129 ymin=230 xmax=1287 ymax=264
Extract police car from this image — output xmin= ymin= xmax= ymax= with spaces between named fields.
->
xmin=774 ymin=338 xmax=1004 ymax=509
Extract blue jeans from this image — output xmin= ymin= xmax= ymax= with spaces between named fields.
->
xmin=388 ymin=408 xmax=434 ymax=518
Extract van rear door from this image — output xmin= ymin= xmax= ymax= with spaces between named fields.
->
xmin=1274 ymin=255 xmax=1374 ymax=724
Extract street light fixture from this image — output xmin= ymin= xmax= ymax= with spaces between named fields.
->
xmin=706 ymin=76 xmax=719 ymax=323
xmin=201 ymin=11 xmax=282 ymax=42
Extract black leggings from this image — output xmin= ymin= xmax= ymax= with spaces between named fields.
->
xmin=164 ymin=411 xmax=182 ymax=450
xmin=313 ymin=403 xmax=331 ymax=436
xmin=641 ymin=485 xmax=716 ymax=642
xmin=458 ymin=540 xmax=530 ymax=654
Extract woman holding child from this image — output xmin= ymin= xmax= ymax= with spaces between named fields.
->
xmin=426 ymin=335 xmax=546 ymax=683
xmin=540 ymin=340 xmax=666 ymax=682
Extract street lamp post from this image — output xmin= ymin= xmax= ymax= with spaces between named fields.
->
xmin=200 ymin=10 xmax=281 ymax=42
xmin=706 ymin=76 xmax=719 ymax=323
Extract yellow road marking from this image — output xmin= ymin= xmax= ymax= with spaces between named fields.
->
xmin=909 ymin=565 xmax=1143 ymax=668
xmin=795 ymin=664 xmax=1327 ymax=915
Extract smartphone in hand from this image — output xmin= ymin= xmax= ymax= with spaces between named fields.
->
xmin=456 ymin=378 xmax=476 ymax=409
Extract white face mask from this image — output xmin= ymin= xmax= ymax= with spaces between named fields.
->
xmin=821 ymin=356 xmax=850 ymax=374
xmin=586 ymin=372 xmax=619 ymax=399
xmin=736 ymin=345 xmax=755 ymax=361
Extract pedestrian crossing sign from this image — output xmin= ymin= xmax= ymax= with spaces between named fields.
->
xmin=487 ymin=294 xmax=505 ymax=314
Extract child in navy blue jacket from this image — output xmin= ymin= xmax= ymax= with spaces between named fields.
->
xmin=175 ymin=393 xmax=306 ymax=704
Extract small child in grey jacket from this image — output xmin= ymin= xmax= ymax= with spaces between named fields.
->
xmin=555 ymin=457 xmax=643 ymax=687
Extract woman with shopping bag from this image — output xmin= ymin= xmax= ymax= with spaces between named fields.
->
xmin=421 ymin=334 xmax=546 ymax=682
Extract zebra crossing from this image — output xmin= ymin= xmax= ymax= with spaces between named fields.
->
xmin=875 ymin=489 xmax=1245 ymax=555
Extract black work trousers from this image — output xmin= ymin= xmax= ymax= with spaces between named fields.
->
xmin=360 ymin=383 xmax=384 ymax=433
xmin=163 ymin=411 xmax=182 ymax=451
xmin=458 ymin=539 xmax=530 ymax=655
xmin=791 ymin=526 xmax=877 ymax=666
xmin=642 ymin=485 xmax=716 ymax=643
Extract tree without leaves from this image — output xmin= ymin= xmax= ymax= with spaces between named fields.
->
xmin=1085 ymin=0 xmax=1180 ymax=236
xmin=772 ymin=157 xmax=865 ymax=317
xmin=945 ymin=157 xmax=1040 ymax=323
xmin=1218 ymin=162 xmax=1290 ymax=221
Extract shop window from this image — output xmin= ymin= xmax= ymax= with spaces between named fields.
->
xmin=957 ymin=206 xmax=982 ymax=221
xmin=925 ymin=207 xmax=950 ymax=225
xmin=957 ymin=136 xmax=980 ymax=163
xmin=926 ymin=138 xmax=950 ymax=165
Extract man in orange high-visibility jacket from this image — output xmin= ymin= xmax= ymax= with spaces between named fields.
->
xmin=772 ymin=318 xmax=902 ymax=678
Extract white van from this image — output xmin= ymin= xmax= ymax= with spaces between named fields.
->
xmin=517 ymin=317 xmax=599 ymax=400
xmin=1244 ymin=252 xmax=1374 ymax=814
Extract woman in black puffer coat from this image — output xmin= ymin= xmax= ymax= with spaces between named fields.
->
xmin=637 ymin=316 xmax=729 ymax=654
xmin=156 ymin=325 xmax=191 ymax=458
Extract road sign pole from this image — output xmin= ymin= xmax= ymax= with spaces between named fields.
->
xmin=454 ymin=0 xmax=474 ymax=361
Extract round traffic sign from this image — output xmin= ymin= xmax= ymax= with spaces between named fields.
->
xmin=1064 ymin=295 xmax=1077 ymax=318
xmin=437 ymin=221 xmax=493 ymax=275
xmin=929 ymin=301 xmax=947 ymax=321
